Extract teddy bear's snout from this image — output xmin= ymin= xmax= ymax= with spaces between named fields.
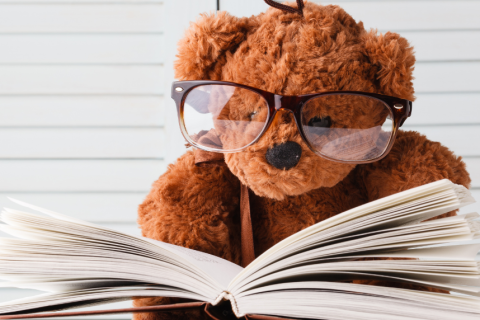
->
xmin=265 ymin=141 xmax=302 ymax=170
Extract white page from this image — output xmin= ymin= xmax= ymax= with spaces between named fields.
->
xmin=229 ymin=215 xmax=478 ymax=293
xmin=3 ymin=200 xmax=243 ymax=292
xmin=229 ymin=181 xmax=475 ymax=287
xmin=235 ymin=284 xmax=480 ymax=320
xmin=230 ymin=180 xmax=470 ymax=284
xmin=0 ymin=287 xmax=205 ymax=314
xmin=359 ymin=243 xmax=480 ymax=260
xmin=7 ymin=198 xmax=98 ymax=227
xmin=1 ymin=181 xmax=478 ymax=318
xmin=143 ymin=238 xmax=242 ymax=288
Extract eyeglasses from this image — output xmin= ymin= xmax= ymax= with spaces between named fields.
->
xmin=171 ymin=80 xmax=412 ymax=164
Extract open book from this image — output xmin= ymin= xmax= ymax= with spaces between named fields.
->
xmin=0 ymin=179 xmax=480 ymax=320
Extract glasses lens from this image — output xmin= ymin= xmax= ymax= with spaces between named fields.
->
xmin=301 ymin=94 xmax=393 ymax=162
xmin=182 ymin=85 xmax=269 ymax=151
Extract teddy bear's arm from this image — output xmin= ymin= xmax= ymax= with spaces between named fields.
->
xmin=360 ymin=130 xmax=471 ymax=211
xmin=353 ymin=130 xmax=471 ymax=293
xmin=133 ymin=151 xmax=241 ymax=320
xmin=137 ymin=151 xmax=241 ymax=260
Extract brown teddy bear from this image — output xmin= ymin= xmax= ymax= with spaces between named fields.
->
xmin=134 ymin=1 xmax=471 ymax=319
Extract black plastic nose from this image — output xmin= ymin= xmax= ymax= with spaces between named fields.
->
xmin=266 ymin=141 xmax=302 ymax=170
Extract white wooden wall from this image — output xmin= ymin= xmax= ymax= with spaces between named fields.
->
xmin=0 ymin=0 xmax=478 ymax=315
xmin=0 ymin=0 xmax=216 ymax=315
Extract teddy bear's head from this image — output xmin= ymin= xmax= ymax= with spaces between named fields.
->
xmin=174 ymin=1 xmax=415 ymax=200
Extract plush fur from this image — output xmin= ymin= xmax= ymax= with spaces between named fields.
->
xmin=133 ymin=2 xmax=471 ymax=319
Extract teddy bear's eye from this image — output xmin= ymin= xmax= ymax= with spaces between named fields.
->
xmin=308 ymin=116 xmax=331 ymax=128
xmin=249 ymin=111 xmax=258 ymax=120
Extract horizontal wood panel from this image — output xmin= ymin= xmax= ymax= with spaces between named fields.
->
xmin=0 ymin=193 xmax=145 ymax=222
xmin=2 ymin=0 xmax=162 ymax=2
xmin=404 ymin=31 xmax=480 ymax=62
xmin=0 ymin=63 xmax=474 ymax=95
xmin=0 ymin=157 xmax=477 ymax=191
xmin=414 ymin=62 xmax=480 ymax=93
xmin=408 ymin=93 xmax=480 ymax=125
xmin=0 ymin=96 xmax=165 ymax=127
xmin=223 ymin=1 xmax=480 ymax=31
xmin=0 ymin=34 xmax=164 ymax=64
xmin=0 ymin=66 xmax=164 ymax=94
xmin=0 ymin=93 xmax=472 ymax=127
xmin=0 ymin=4 xmax=163 ymax=33
xmin=0 ymin=128 xmax=166 ymax=159
xmin=0 ymin=160 xmax=167 ymax=192
xmin=1 ymin=0 xmax=161 ymax=2
xmin=466 ymin=158 xmax=480 ymax=189
xmin=317 ymin=1 xmax=480 ymax=31
xmin=219 ymin=0 xmax=268 ymax=17
xmin=401 ymin=126 xmax=480 ymax=157
xmin=5 ymin=126 xmax=477 ymax=160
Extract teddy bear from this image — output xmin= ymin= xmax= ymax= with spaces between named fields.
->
xmin=133 ymin=1 xmax=471 ymax=319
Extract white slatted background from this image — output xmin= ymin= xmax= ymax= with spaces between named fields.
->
xmin=0 ymin=0 xmax=479 ymax=315
xmin=0 ymin=0 xmax=217 ymax=316
xmin=0 ymin=1 xmax=168 ymax=237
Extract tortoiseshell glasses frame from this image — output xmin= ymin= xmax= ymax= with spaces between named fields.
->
xmin=171 ymin=80 xmax=412 ymax=164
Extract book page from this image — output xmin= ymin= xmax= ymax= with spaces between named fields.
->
xmin=1 ymin=181 xmax=479 ymax=319
xmin=229 ymin=180 xmax=475 ymax=289
xmin=143 ymin=238 xmax=243 ymax=288
xmin=229 ymin=211 xmax=480 ymax=294
xmin=0 ymin=201 xmax=239 ymax=307
xmin=234 ymin=282 xmax=480 ymax=319
xmin=0 ymin=287 xmax=204 ymax=315
xmin=4 ymin=199 xmax=243 ymax=290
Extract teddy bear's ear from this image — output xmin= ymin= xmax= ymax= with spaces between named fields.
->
xmin=363 ymin=30 xmax=416 ymax=101
xmin=174 ymin=12 xmax=252 ymax=81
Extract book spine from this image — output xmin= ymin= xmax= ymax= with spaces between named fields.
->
xmin=213 ymin=291 xmax=242 ymax=318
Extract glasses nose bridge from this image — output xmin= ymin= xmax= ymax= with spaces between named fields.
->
xmin=271 ymin=94 xmax=304 ymax=133
xmin=274 ymin=95 xmax=302 ymax=113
